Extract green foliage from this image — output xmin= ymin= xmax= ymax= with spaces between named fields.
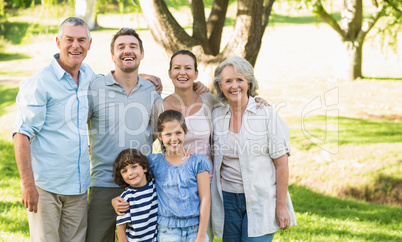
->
xmin=376 ymin=0 xmax=402 ymax=52
xmin=4 ymin=0 xmax=37 ymax=9
xmin=97 ymin=0 xmax=141 ymax=14
xmin=0 ymin=21 xmax=58 ymax=45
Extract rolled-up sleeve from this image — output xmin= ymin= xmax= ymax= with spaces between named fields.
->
xmin=13 ymin=78 xmax=47 ymax=140
xmin=267 ymin=108 xmax=291 ymax=159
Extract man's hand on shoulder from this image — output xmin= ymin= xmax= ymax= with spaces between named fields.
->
xmin=140 ymin=73 xmax=163 ymax=94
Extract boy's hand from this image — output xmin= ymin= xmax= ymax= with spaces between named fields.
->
xmin=111 ymin=196 xmax=130 ymax=216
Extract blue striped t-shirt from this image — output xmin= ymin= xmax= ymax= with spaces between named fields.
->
xmin=116 ymin=179 xmax=158 ymax=241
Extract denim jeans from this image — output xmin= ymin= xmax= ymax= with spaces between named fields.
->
xmin=222 ymin=191 xmax=275 ymax=242
xmin=157 ymin=224 xmax=209 ymax=242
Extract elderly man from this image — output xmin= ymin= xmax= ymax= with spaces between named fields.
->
xmin=13 ymin=17 xmax=96 ymax=241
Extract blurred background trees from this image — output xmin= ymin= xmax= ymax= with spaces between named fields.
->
xmin=0 ymin=0 xmax=401 ymax=81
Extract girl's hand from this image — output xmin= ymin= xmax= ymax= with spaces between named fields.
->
xmin=255 ymin=96 xmax=269 ymax=109
xmin=276 ymin=205 xmax=291 ymax=230
xmin=111 ymin=196 xmax=130 ymax=216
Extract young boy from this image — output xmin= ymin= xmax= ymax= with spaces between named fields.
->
xmin=112 ymin=148 xmax=158 ymax=242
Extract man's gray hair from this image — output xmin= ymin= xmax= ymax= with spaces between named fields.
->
xmin=58 ymin=17 xmax=91 ymax=40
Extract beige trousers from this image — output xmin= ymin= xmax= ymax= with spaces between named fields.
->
xmin=27 ymin=186 xmax=87 ymax=242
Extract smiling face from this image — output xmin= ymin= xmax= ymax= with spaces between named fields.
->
xmin=219 ymin=65 xmax=249 ymax=104
xmin=158 ymin=120 xmax=186 ymax=154
xmin=120 ymin=163 xmax=148 ymax=188
xmin=112 ymin=35 xmax=144 ymax=73
xmin=56 ymin=24 xmax=92 ymax=72
xmin=169 ymin=54 xmax=198 ymax=90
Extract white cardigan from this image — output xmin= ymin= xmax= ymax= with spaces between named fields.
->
xmin=211 ymin=97 xmax=297 ymax=237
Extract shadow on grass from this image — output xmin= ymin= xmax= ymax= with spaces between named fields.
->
xmin=92 ymin=26 xmax=150 ymax=32
xmin=269 ymin=13 xmax=340 ymax=25
xmin=0 ymin=53 xmax=31 ymax=62
xmin=363 ymin=76 xmax=402 ymax=81
xmin=341 ymin=173 xmax=402 ymax=206
xmin=0 ymin=84 xmax=19 ymax=117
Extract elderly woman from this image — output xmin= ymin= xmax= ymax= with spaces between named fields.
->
xmin=211 ymin=57 xmax=297 ymax=241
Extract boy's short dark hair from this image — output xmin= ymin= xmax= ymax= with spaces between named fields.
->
xmin=112 ymin=148 xmax=151 ymax=188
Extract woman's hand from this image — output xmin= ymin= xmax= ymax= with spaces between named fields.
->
xmin=111 ymin=196 xmax=130 ymax=216
xmin=276 ymin=204 xmax=291 ymax=230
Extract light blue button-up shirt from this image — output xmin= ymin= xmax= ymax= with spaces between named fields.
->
xmin=13 ymin=54 xmax=97 ymax=195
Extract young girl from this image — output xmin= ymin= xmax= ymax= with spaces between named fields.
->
xmin=149 ymin=109 xmax=211 ymax=242
xmin=112 ymin=148 xmax=158 ymax=242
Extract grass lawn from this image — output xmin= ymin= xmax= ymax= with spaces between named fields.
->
xmin=0 ymin=83 xmax=401 ymax=241
xmin=1 ymin=2 xmax=401 ymax=241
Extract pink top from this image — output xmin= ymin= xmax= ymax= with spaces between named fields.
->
xmin=184 ymin=105 xmax=213 ymax=180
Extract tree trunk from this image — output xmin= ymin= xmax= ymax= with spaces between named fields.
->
xmin=313 ymin=0 xmax=385 ymax=81
xmin=138 ymin=0 xmax=275 ymax=87
xmin=338 ymin=40 xmax=363 ymax=80
xmin=75 ymin=0 xmax=99 ymax=30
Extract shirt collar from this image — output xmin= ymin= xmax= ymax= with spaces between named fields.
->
xmin=50 ymin=53 xmax=66 ymax=81
xmin=105 ymin=71 xmax=144 ymax=89
xmin=245 ymin=97 xmax=258 ymax=114
xmin=222 ymin=96 xmax=257 ymax=115
xmin=50 ymin=53 xmax=88 ymax=82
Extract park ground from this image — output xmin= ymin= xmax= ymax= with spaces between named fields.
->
xmin=0 ymin=8 xmax=401 ymax=241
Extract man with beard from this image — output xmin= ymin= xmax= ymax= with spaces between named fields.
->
xmin=86 ymin=28 xmax=208 ymax=241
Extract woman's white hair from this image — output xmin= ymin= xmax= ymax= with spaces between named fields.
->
xmin=213 ymin=56 xmax=259 ymax=101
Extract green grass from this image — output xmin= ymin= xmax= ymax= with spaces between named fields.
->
xmin=213 ymin=184 xmax=402 ymax=241
xmin=0 ymin=52 xmax=31 ymax=62
xmin=277 ymin=185 xmax=402 ymax=241
xmin=0 ymin=137 xmax=30 ymax=240
xmin=290 ymin=115 xmax=402 ymax=151
xmin=0 ymin=84 xmax=19 ymax=117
